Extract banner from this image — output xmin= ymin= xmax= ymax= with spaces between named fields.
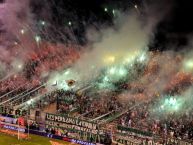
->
xmin=117 ymin=125 xmax=153 ymax=138
xmin=115 ymin=125 xmax=153 ymax=144
xmin=114 ymin=134 xmax=142 ymax=145
xmin=45 ymin=113 xmax=104 ymax=135
xmin=70 ymin=138 xmax=95 ymax=145
xmin=0 ymin=116 xmax=17 ymax=124
xmin=0 ymin=122 xmax=26 ymax=133
xmin=116 ymin=126 xmax=192 ymax=145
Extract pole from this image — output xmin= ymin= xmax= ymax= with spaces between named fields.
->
xmin=27 ymin=110 xmax=30 ymax=138
xmin=18 ymin=118 xmax=20 ymax=140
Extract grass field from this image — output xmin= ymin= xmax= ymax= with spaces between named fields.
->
xmin=0 ymin=133 xmax=77 ymax=145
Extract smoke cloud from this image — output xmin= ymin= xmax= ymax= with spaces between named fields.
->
xmin=48 ymin=9 xmax=161 ymax=90
xmin=0 ymin=0 xmax=34 ymax=76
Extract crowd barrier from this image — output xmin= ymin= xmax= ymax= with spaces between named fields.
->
xmin=28 ymin=129 xmax=96 ymax=145
xmin=1 ymin=112 xmax=193 ymax=145
xmin=0 ymin=120 xmax=97 ymax=145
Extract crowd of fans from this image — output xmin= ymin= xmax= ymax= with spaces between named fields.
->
xmin=0 ymin=42 xmax=80 ymax=94
xmin=1 ymin=43 xmax=193 ymax=144
xmin=0 ymin=42 xmax=80 ymax=109
xmin=118 ymin=97 xmax=193 ymax=141
xmin=25 ymin=43 xmax=80 ymax=79
xmin=34 ymin=86 xmax=193 ymax=142
xmin=55 ymin=89 xmax=123 ymax=119
xmin=34 ymin=90 xmax=57 ymax=109
xmin=56 ymin=90 xmax=77 ymax=114
xmin=1 ymin=80 xmax=193 ymax=143
xmin=83 ymin=95 xmax=122 ymax=119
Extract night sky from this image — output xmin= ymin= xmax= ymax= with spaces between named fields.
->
xmin=31 ymin=0 xmax=192 ymax=50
